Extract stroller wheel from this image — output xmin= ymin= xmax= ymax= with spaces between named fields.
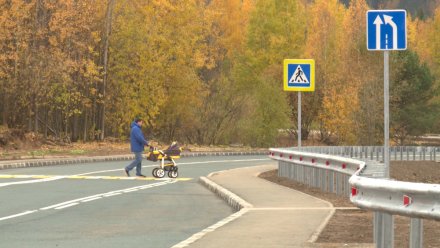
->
xmin=152 ymin=168 xmax=159 ymax=178
xmin=156 ymin=168 xmax=165 ymax=178
xmin=168 ymin=170 xmax=178 ymax=178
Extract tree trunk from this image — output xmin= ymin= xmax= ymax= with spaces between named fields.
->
xmin=44 ymin=108 xmax=48 ymax=138
xmin=72 ymin=114 xmax=79 ymax=142
xmin=100 ymin=0 xmax=115 ymax=140
xmin=1 ymin=92 xmax=8 ymax=128
xmin=34 ymin=103 xmax=38 ymax=133
xmin=83 ymin=108 xmax=88 ymax=142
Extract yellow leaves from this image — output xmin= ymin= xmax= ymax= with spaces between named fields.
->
xmin=206 ymin=0 xmax=255 ymax=59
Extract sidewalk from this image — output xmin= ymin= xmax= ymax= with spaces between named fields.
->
xmin=185 ymin=164 xmax=336 ymax=248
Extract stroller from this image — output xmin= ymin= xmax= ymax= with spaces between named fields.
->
xmin=146 ymin=142 xmax=182 ymax=178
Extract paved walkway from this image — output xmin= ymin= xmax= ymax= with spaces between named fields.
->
xmin=182 ymin=164 xmax=336 ymax=248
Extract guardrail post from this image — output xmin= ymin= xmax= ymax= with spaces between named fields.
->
xmin=329 ymin=171 xmax=334 ymax=193
xmin=400 ymin=146 xmax=403 ymax=161
xmin=410 ymin=218 xmax=423 ymax=248
xmin=374 ymin=212 xmax=394 ymax=248
xmin=413 ymin=148 xmax=416 ymax=161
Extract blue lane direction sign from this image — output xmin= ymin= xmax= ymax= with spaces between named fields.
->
xmin=367 ymin=10 xmax=407 ymax=51
xmin=283 ymin=59 xmax=315 ymax=92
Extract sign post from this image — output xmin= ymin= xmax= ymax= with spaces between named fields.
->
xmin=367 ymin=9 xmax=406 ymax=176
xmin=367 ymin=9 xmax=407 ymax=248
xmin=283 ymin=59 xmax=315 ymax=148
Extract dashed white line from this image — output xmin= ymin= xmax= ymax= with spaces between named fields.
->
xmin=55 ymin=203 xmax=79 ymax=210
xmin=103 ymin=192 xmax=122 ymax=197
xmin=81 ymin=197 xmax=102 ymax=202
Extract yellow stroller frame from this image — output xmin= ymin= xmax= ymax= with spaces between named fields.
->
xmin=147 ymin=146 xmax=181 ymax=178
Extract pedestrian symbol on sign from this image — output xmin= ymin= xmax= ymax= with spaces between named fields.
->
xmin=283 ymin=59 xmax=315 ymax=92
xmin=289 ymin=65 xmax=309 ymax=84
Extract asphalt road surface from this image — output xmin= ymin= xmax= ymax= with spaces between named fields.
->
xmin=0 ymin=155 xmax=270 ymax=248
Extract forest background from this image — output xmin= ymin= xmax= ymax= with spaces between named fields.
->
xmin=1 ymin=0 xmax=440 ymax=149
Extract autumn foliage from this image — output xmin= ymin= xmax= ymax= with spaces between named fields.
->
xmin=0 ymin=0 xmax=439 ymax=146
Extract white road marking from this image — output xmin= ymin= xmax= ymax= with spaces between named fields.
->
xmin=178 ymin=158 xmax=269 ymax=166
xmin=103 ymin=192 xmax=122 ymax=197
xmin=0 ymin=176 xmax=67 ymax=187
xmin=0 ymin=180 xmax=178 ymax=222
xmin=0 ymin=210 xmax=37 ymax=221
xmin=81 ymin=197 xmax=102 ymax=202
xmin=54 ymin=203 xmax=79 ymax=210
xmin=171 ymin=208 xmax=250 ymax=248
xmin=0 ymin=157 xmax=267 ymax=222
xmin=248 ymin=207 xmax=359 ymax=211
xmin=0 ymin=158 xmax=268 ymax=187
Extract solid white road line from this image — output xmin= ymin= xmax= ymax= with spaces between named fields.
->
xmin=171 ymin=208 xmax=250 ymax=248
xmin=0 ymin=210 xmax=37 ymax=221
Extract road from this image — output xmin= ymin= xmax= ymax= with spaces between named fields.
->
xmin=0 ymin=155 xmax=270 ymax=248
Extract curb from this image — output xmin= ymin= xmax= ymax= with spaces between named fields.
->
xmin=199 ymin=176 xmax=253 ymax=211
xmin=0 ymin=151 xmax=268 ymax=171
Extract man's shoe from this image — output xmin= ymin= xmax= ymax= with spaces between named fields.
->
xmin=136 ymin=174 xmax=146 ymax=178
xmin=124 ymin=169 xmax=130 ymax=177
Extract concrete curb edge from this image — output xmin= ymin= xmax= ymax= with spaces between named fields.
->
xmin=199 ymin=176 xmax=253 ymax=211
xmin=0 ymin=151 xmax=268 ymax=170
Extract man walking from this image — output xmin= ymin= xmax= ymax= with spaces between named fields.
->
xmin=124 ymin=117 xmax=149 ymax=177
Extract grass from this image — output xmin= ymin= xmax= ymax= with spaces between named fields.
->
xmin=69 ymin=149 xmax=86 ymax=155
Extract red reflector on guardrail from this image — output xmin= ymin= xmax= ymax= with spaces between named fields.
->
xmin=403 ymin=195 xmax=412 ymax=207
xmin=299 ymin=157 xmax=303 ymax=161
xmin=342 ymin=164 xmax=346 ymax=169
xmin=312 ymin=158 xmax=315 ymax=163
xmin=280 ymin=154 xmax=283 ymax=158
xmin=326 ymin=161 xmax=330 ymax=166
xmin=289 ymin=155 xmax=292 ymax=160
xmin=351 ymin=187 xmax=358 ymax=196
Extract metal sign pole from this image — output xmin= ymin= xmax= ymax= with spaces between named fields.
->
xmin=384 ymin=51 xmax=390 ymax=178
xmin=383 ymin=50 xmax=394 ymax=248
xmin=298 ymin=91 xmax=301 ymax=148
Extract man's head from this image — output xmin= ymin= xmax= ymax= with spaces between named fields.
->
xmin=134 ymin=117 xmax=143 ymax=125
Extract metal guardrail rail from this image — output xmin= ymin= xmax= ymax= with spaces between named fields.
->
xmin=269 ymin=146 xmax=440 ymax=248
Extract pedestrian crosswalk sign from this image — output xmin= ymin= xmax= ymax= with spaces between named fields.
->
xmin=283 ymin=59 xmax=315 ymax=92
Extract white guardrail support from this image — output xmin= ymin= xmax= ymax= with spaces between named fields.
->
xmin=269 ymin=146 xmax=440 ymax=248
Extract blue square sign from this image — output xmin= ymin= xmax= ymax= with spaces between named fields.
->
xmin=367 ymin=10 xmax=407 ymax=51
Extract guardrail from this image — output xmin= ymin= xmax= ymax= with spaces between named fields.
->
xmin=278 ymin=145 xmax=438 ymax=161
xmin=269 ymin=146 xmax=440 ymax=248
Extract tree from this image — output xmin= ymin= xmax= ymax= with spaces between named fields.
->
xmin=390 ymin=50 xmax=439 ymax=144
xmin=304 ymin=0 xmax=351 ymax=144
xmin=234 ymin=0 xmax=307 ymax=146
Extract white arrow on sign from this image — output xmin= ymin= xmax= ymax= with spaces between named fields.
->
xmin=383 ymin=15 xmax=398 ymax=49
xmin=373 ymin=16 xmax=383 ymax=49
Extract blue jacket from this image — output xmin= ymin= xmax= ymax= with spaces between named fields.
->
xmin=130 ymin=122 xmax=148 ymax=152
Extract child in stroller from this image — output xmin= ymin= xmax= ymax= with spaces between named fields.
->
xmin=147 ymin=142 xmax=182 ymax=178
